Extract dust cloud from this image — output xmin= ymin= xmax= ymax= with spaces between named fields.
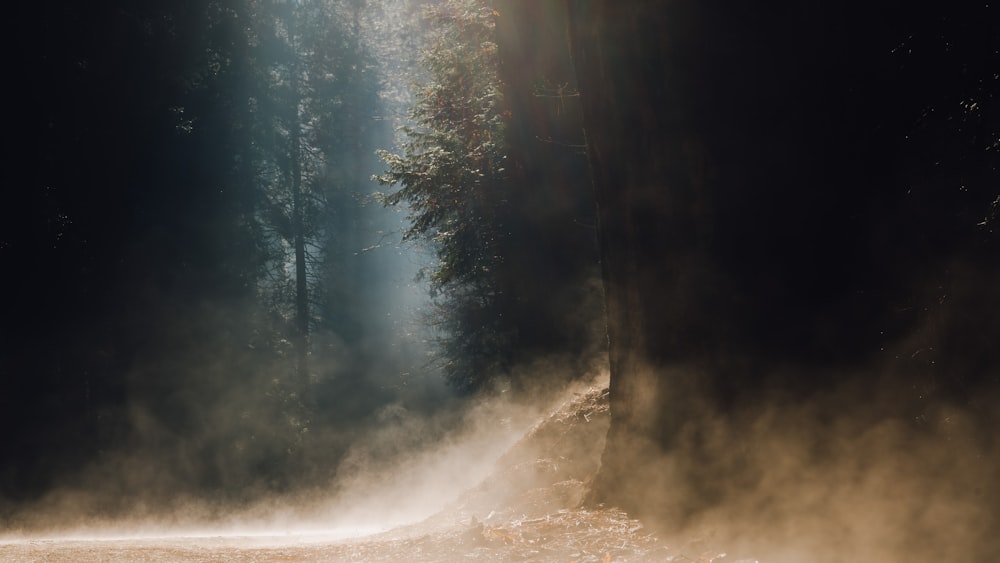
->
xmin=0 ymin=378 xmax=555 ymax=544
xmin=614 ymin=360 xmax=999 ymax=561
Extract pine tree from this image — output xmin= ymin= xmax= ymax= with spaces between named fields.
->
xmin=375 ymin=0 xmax=511 ymax=392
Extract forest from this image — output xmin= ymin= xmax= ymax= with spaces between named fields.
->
xmin=3 ymin=0 xmax=999 ymax=560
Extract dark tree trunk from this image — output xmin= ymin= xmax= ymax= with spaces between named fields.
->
xmin=565 ymin=0 xmax=713 ymax=523
xmin=289 ymin=16 xmax=310 ymax=392
xmin=292 ymin=143 xmax=309 ymax=389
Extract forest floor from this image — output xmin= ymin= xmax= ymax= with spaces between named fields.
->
xmin=0 ymin=383 xmax=741 ymax=562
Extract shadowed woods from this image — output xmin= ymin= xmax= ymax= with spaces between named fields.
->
xmin=1 ymin=0 xmax=998 ymax=560
xmin=565 ymin=0 xmax=1000 ymax=559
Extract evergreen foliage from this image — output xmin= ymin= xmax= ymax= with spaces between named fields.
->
xmin=375 ymin=0 xmax=512 ymax=392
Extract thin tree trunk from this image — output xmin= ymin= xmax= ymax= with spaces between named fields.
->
xmin=289 ymin=12 xmax=310 ymax=392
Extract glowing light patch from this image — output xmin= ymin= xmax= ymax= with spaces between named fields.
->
xmin=0 ymin=525 xmax=387 ymax=545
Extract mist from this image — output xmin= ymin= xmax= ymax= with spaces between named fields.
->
xmin=616 ymin=361 xmax=1000 ymax=562
xmin=0 ymin=387 xmax=547 ymax=540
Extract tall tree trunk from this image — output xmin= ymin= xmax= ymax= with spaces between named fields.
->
xmin=565 ymin=0 xmax=719 ymax=524
xmin=289 ymin=14 xmax=310 ymax=392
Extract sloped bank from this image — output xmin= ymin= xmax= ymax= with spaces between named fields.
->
xmin=362 ymin=383 xmax=740 ymax=562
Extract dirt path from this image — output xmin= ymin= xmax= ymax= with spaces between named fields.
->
xmin=0 ymin=508 xmax=682 ymax=562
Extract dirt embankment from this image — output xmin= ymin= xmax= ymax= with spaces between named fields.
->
xmin=344 ymin=383 xmax=730 ymax=562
